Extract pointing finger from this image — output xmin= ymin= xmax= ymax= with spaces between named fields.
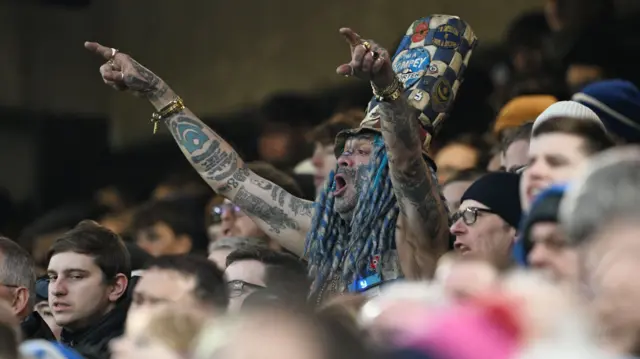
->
xmin=339 ymin=28 xmax=362 ymax=47
xmin=84 ymin=41 xmax=115 ymax=60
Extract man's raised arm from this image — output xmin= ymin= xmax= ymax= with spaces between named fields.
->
xmin=84 ymin=42 xmax=311 ymax=255
xmin=333 ymin=28 xmax=450 ymax=277
xmin=378 ymin=97 xmax=450 ymax=275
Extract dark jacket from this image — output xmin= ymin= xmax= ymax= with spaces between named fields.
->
xmin=21 ymin=311 xmax=57 ymax=341
xmin=60 ymin=299 xmax=129 ymax=359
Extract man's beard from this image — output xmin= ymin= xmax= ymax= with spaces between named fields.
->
xmin=334 ymin=164 xmax=369 ymax=221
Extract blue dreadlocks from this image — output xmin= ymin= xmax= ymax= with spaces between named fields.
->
xmin=305 ymin=134 xmax=399 ymax=295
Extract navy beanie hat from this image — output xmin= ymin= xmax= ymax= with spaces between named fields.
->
xmin=572 ymin=79 xmax=640 ymax=143
xmin=514 ymin=184 xmax=566 ymax=266
xmin=460 ymin=172 xmax=522 ymax=229
xmin=35 ymin=277 xmax=48 ymax=301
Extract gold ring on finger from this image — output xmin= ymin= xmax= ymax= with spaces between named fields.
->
xmin=361 ymin=41 xmax=371 ymax=51
xmin=110 ymin=48 xmax=119 ymax=60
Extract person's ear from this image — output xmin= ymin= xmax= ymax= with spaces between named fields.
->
xmin=12 ymin=287 xmax=30 ymax=316
xmin=108 ymin=274 xmax=129 ymax=302
xmin=510 ymin=227 xmax=518 ymax=243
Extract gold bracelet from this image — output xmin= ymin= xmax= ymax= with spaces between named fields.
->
xmin=372 ymin=76 xmax=399 ymax=95
xmin=372 ymin=77 xmax=403 ymax=102
xmin=150 ymin=97 xmax=185 ymax=134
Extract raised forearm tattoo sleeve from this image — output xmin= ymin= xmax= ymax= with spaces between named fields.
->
xmin=378 ymin=99 xmax=449 ymax=247
xmin=163 ymin=110 xmax=312 ymax=253
xmin=233 ymin=186 xmax=300 ymax=233
xmin=166 ymin=114 xmax=241 ymax=185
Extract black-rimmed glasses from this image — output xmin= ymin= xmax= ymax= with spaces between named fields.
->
xmin=227 ymin=280 xmax=266 ymax=298
xmin=451 ymin=207 xmax=496 ymax=226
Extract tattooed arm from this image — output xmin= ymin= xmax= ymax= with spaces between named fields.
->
xmin=84 ymin=42 xmax=311 ymax=256
xmin=160 ymin=97 xmax=312 ymax=256
xmin=163 ymin=108 xmax=312 ymax=255
xmin=330 ymin=27 xmax=449 ymax=276
xmin=378 ymin=97 xmax=450 ymax=279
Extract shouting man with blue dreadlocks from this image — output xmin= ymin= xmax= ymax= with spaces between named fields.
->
xmin=86 ymin=15 xmax=477 ymax=302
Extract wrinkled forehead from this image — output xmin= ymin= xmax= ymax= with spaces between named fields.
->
xmin=334 ymin=132 xmax=377 ymax=158
xmin=343 ymin=133 xmax=375 ymax=148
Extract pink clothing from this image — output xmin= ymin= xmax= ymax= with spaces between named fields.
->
xmin=398 ymin=299 xmax=522 ymax=359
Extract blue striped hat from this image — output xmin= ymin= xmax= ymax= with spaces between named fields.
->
xmin=572 ymin=79 xmax=640 ymax=143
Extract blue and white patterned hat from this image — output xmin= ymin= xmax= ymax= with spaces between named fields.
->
xmin=335 ymin=15 xmax=478 ymax=157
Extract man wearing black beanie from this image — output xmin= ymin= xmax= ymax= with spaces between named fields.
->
xmin=450 ymin=172 xmax=522 ymax=269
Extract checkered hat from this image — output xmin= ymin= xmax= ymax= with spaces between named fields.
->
xmin=335 ymin=15 xmax=478 ymax=158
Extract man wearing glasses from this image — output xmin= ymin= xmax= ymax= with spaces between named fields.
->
xmin=224 ymin=247 xmax=308 ymax=312
xmin=450 ymin=172 xmax=522 ymax=270
xmin=0 ymin=237 xmax=55 ymax=340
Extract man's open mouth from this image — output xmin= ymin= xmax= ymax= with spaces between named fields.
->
xmin=334 ymin=174 xmax=347 ymax=196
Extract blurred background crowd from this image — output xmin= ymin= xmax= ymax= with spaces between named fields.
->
xmin=2 ymin=0 xmax=640 ymax=358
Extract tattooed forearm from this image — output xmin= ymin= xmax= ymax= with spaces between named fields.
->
xmin=167 ymin=115 xmax=241 ymax=181
xmin=234 ymin=186 xmax=300 ymax=233
xmin=271 ymin=187 xmax=287 ymax=207
xmin=216 ymin=166 xmax=251 ymax=193
xmin=392 ymin=157 xmax=446 ymax=241
xmin=162 ymin=108 xmax=311 ymax=254
xmin=378 ymin=99 xmax=422 ymax=154
xmin=250 ymin=178 xmax=273 ymax=190
xmin=206 ymin=152 xmax=237 ymax=181
xmin=378 ymin=98 xmax=448 ymax=247
xmin=233 ymin=166 xmax=251 ymax=182
xmin=289 ymin=197 xmax=313 ymax=217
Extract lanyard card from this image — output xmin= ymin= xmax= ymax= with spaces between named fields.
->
xmin=348 ymin=273 xmax=382 ymax=293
